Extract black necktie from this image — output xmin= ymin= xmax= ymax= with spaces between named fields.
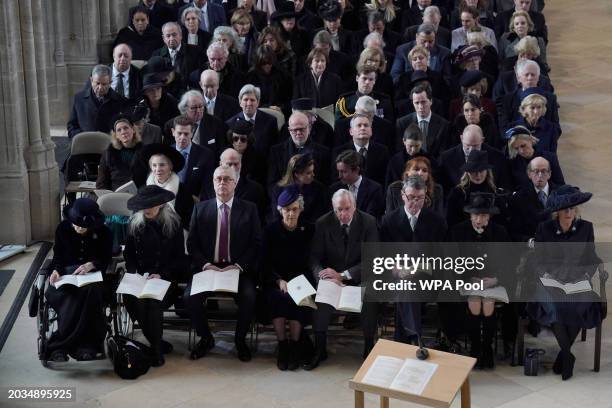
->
xmin=341 ymin=224 xmax=349 ymax=249
xmin=116 ymin=72 xmax=125 ymax=97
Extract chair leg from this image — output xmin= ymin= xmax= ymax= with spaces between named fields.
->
xmin=594 ymin=323 xmax=602 ymax=372
xmin=581 ymin=327 xmax=587 ymax=342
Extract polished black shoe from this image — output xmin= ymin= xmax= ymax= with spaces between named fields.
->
xmin=553 ymin=351 xmax=563 ymax=374
xmin=561 ymin=351 xmax=576 ymax=381
xmin=161 ymin=340 xmax=174 ymax=354
xmin=151 ymin=353 xmax=165 ymax=367
xmin=482 ymin=346 xmax=495 ymax=369
xmin=190 ymin=334 xmax=215 ymax=360
xmin=302 ymin=349 xmax=328 ymax=371
xmin=277 ymin=340 xmax=289 ymax=371
xmin=236 ymin=340 xmax=252 ymax=362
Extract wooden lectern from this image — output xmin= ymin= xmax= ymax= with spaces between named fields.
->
xmin=349 ymin=339 xmax=476 ymax=408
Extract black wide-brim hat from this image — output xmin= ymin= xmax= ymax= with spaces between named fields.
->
xmin=461 ymin=150 xmax=494 ymax=173
xmin=459 ymin=70 xmax=485 ymax=88
xmin=463 ymin=192 xmax=499 ymax=215
xmin=141 ymin=73 xmax=165 ymax=92
xmin=128 ymin=185 xmax=176 ymax=211
xmin=63 ymin=198 xmax=105 ymax=228
xmin=271 ymin=1 xmax=298 ymax=21
xmin=140 ymin=143 xmax=185 ymax=173
xmin=143 ymin=56 xmax=173 ymax=76
xmin=546 ymin=185 xmax=592 ymax=213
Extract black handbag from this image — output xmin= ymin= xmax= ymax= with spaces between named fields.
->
xmin=524 ymin=348 xmax=545 ymax=376
xmin=106 ymin=335 xmax=152 ymax=379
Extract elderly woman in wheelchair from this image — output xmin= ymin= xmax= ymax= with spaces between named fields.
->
xmin=122 ymin=185 xmax=188 ymax=367
xmin=44 ymin=198 xmax=112 ymax=362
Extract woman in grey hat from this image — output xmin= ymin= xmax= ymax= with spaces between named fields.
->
xmin=123 ymin=185 xmax=188 ymax=367
xmin=528 ymin=185 xmax=603 ymax=380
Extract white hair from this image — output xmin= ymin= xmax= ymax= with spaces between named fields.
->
xmin=355 ymin=95 xmax=377 ymax=115
xmin=178 ymin=90 xmax=204 ymax=114
xmin=238 ymin=84 xmax=261 ymax=101
xmin=332 ymin=188 xmax=356 ymax=208
xmin=128 ymin=204 xmax=181 ymax=238
xmin=516 ymin=59 xmax=540 ymax=77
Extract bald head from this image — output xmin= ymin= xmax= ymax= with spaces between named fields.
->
xmin=527 ymin=156 xmax=551 ymax=189
xmin=199 ymin=69 xmax=219 ymax=100
xmin=219 ymin=148 xmax=242 ymax=175
xmin=461 ymin=124 xmax=484 ymax=156
xmin=113 ymin=43 xmax=132 ymax=72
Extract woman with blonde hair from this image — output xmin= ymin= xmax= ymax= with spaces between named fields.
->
xmin=507 ymin=92 xmax=560 ymax=153
xmin=231 ymin=9 xmax=259 ymax=68
xmin=396 ymin=45 xmax=448 ymax=101
xmin=499 ymin=11 xmax=547 ymax=65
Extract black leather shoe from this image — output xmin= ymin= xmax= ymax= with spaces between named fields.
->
xmin=151 ymin=353 xmax=165 ymax=367
xmin=287 ymin=340 xmax=299 ymax=371
xmin=49 ymin=349 xmax=68 ymax=362
xmin=236 ymin=340 xmax=252 ymax=362
xmin=561 ymin=351 xmax=575 ymax=381
xmin=277 ymin=340 xmax=288 ymax=371
xmin=190 ymin=334 xmax=215 ymax=360
xmin=161 ymin=340 xmax=174 ymax=354
xmin=302 ymin=349 xmax=327 ymax=371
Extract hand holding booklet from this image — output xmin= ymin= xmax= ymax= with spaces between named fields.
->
xmin=190 ymin=268 xmax=240 ymax=296
xmin=362 ymin=355 xmax=438 ymax=395
xmin=315 ymin=279 xmax=362 ymax=313
xmin=54 ymin=271 xmax=103 ymax=289
xmin=459 ymin=285 xmax=509 ymax=303
xmin=540 ymin=277 xmax=592 ymax=294
xmin=287 ymin=274 xmax=317 ymax=309
xmin=116 ymin=272 xmax=171 ymax=301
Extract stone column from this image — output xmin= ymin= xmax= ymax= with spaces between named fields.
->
xmin=0 ymin=0 xmax=60 ymax=244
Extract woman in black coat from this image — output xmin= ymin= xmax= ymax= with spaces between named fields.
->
xmin=179 ymin=6 xmax=212 ymax=50
xmin=451 ymin=94 xmax=500 ymax=149
xmin=258 ymin=26 xmax=298 ymax=78
xmin=123 ymin=186 xmax=188 ymax=367
xmin=45 ymin=199 xmax=112 ymax=362
xmin=245 ymin=46 xmax=293 ymax=111
xmin=142 ymin=74 xmax=180 ymax=129
xmin=262 ymin=185 xmax=315 ymax=370
xmin=113 ymin=6 xmax=164 ymax=61
xmin=293 ymin=48 xmax=343 ymax=108
xmin=226 ymin=119 xmax=267 ymax=186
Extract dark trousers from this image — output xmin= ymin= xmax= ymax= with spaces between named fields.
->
xmin=311 ymin=301 xmax=379 ymax=345
xmin=394 ymin=302 xmax=423 ymax=343
xmin=184 ymin=274 xmax=256 ymax=341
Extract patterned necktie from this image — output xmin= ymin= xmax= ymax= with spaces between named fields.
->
xmin=410 ymin=215 xmax=417 ymax=231
xmin=218 ymin=204 xmax=229 ymax=262
xmin=538 ymin=190 xmax=547 ymax=207
xmin=169 ymin=49 xmax=177 ymax=66
xmin=178 ymin=150 xmax=189 ymax=183
xmin=359 ymin=147 xmax=367 ymax=159
xmin=116 ymin=72 xmax=125 ymax=97
xmin=419 ymin=119 xmax=428 ymax=136
xmin=349 ymin=184 xmax=357 ymax=198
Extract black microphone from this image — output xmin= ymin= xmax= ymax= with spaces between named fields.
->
xmin=415 ymin=332 xmax=429 ymax=360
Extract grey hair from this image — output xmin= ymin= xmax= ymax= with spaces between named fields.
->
xmin=332 ymin=188 xmax=356 ymax=208
xmin=423 ymin=5 xmax=441 ymax=18
xmin=178 ymin=90 xmax=204 ymax=114
xmin=313 ymin=30 xmax=332 ymax=46
xmin=207 ymin=40 xmax=231 ymax=57
xmin=213 ymin=27 xmax=240 ymax=53
xmin=238 ymin=84 xmax=261 ymax=101
xmin=349 ymin=113 xmax=371 ymax=129
xmin=276 ymin=195 xmax=305 ymax=213
xmin=161 ymin=21 xmax=182 ymax=33
xmin=402 ymin=175 xmax=427 ymax=193
xmin=181 ymin=7 xmax=202 ymax=24
xmin=128 ymin=204 xmax=181 ymax=238
xmin=514 ymin=35 xmax=541 ymax=58
xmin=363 ymin=32 xmax=385 ymax=49
xmin=515 ymin=59 xmax=540 ymax=77
xmin=91 ymin=64 xmax=111 ymax=78
xmin=355 ymin=96 xmax=377 ymax=115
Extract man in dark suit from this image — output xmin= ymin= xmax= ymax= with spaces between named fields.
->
xmin=110 ymin=44 xmax=142 ymax=102
xmin=185 ymin=165 xmax=262 ymax=362
xmin=179 ymin=0 xmax=227 ymax=34
xmin=226 ymin=84 xmax=279 ymax=158
xmin=334 ymin=95 xmax=395 ymax=153
xmin=333 ymin=114 xmax=390 ymax=186
xmin=129 ymin=0 xmax=175 ymax=29
xmin=509 ymin=156 xmax=558 ymax=242
xmin=268 ymin=112 xmax=331 ymax=186
xmin=353 ymin=12 xmax=401 ymax=58
xmin=439 ymin=124 xmax=510 ymax=193
xmin=152 ymin=22 xmax=205 ymax=82
xmin=492 ymin=67 xmax=553 ymax=103
xmin=172 ymin=115 xmax=215 ymax=199
xmin=391 ymin=24 xmax=452 ymax=83
xmin=67 ymin=65 xmax=127 ymax=138
xmin=165 ymin=90 xmax=227 ymax=156
xmin=279 ymin=98 xmax=335 ymax=150
xmin=197 ymin=42 xmax=246 ymax=99
xmin=380 ymin=175 xmax=447 ymax=343
xmin=396 ymin=84 xmax=450 ymax=159
xmin=494 ymin=0 xmax=547 ymax=42
xmin=329 ymin=150 xmax=384 ymax=220
xmin=303 ymin=189 xmax=379 ymax=369
xmin=199 ymin=69 xmax=241 ymax=122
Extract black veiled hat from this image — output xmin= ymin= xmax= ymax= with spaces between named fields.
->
xmin=63 ymin=198 xmax=105 ymax=228
xmin=463 ymin=192 xmax=499 ymax=215
xmin=546 ymin=185 xmax=592 ymax=213
xmin=140 ymin=143 xmax=185 ymax=173
xmin=293 ymin=152 xmax=315 ymax=173
xmin=127 ymin=185 xmax=176 ymax=211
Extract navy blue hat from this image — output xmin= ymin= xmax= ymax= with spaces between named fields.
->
xmin=520 ymin=87 xmax=545 ymax=101
xmin=461 ymin=150 xmax=493 ymax=173
xmin=503 ymin=125 xmax=532 ymax=140
xmin=318 ymin=0 xmax=343 ymax=21
xmin=278 ymin=184 xmax=302 ymax=207
xmin=459 ymin=70 xmax=485 ymax=88
xmin=546 ymin=185 xmax=592 ymax=213
xmin=63 ymin=198 xmax=105 ymax=228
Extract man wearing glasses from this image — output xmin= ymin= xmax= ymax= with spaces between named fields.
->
xmin=267 ymin=111 xmax=331 ymax=186
xmin=185 ymin=165 xmax=262 ymax=362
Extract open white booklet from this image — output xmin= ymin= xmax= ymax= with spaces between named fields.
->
xmin=459 ymin=285 xmax=509 ymax=303
xmin=190 ymin=268 xmax=240 ymax=296
xmin=54 ymin=271 xmax=103 ymax=289
xmin=94 ymin=180 xmax=137 ymax=198
xmin=362 ymin=355 xmax=438 ymax=395
xmin=315 ymin=279 xmax=362 ymax=313
xmin=116 ymin=272 xmax=171 ymax=301
xmin=540 ymin=277 xmax=592 ymax=294
xmin=287 ymin=274 xmax=317 ymax=309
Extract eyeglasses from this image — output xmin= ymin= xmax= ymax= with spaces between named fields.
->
xmin=188 ymin=105 xmax=205 ymax=112
xmin=402 ymin=193 xmax=426 ymax=203
xmin=288 ymin=127 xmax=307 ymax=133
xmin=529 ymin=169 xmax=550 ymax=175
xmin=214 ymin=176 xmax=235 ymax=183
xmin=232 ymin=136 xmax=248 ymax=143
xmin=224 ymin=161 xmax=240 ymax=167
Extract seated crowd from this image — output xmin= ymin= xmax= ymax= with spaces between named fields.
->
xmin=53 ymin=0 xmax=604 ymax=382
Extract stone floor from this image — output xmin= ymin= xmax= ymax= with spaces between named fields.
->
xmin=2 ymin=0 xmax=612 ymax=406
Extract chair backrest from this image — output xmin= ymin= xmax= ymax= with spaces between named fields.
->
xmin=131 ymin=60 xmax=147 ymax=70
xmin=314 ymin=105 xmax=335 ymax=130
xmin=71 ymin=132 xmax=111 ymax=156
xmin=97 ymin=192 xmax=133 ymax=217
xmin=259 ymin=107 xmax=285 ymax=131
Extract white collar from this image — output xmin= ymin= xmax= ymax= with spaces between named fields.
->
xmin=112 ymin=65 xmax=130 ymax=77
xmin=354 ymin=142 xmax=369 ymax=151
xmin=535 ymin=183 xmax=550 ymax=196
xmin=417 ymin=111 xmax=432 ymax=122
xmin=205 ymin=95 xmax=216 ymax=103
xmin=403 ymin=207 xmax=421 ymax=221
xmin=244 ymin=111 xmax=257 ymax=122
xmin=350 ymin=175 xmax=363 ymax=190
xmin=216 ymin=196 xmax=234 ymax=209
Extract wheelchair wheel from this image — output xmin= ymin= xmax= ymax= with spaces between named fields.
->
xmin=113 ymin=294 xmax=133 ymax=337
xmin=37 ymin=297 xmax=58 ymax=368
